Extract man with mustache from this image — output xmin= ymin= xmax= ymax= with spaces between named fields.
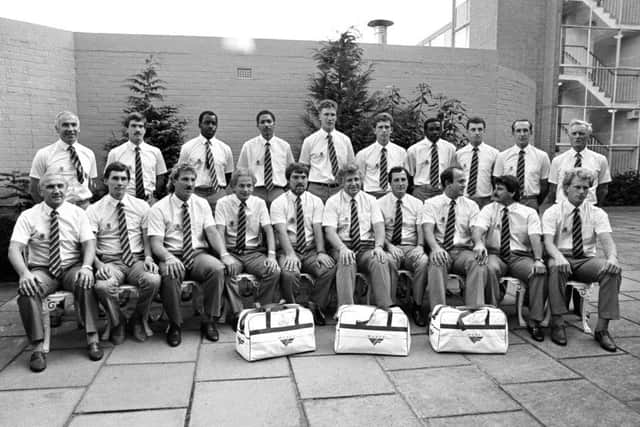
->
xmin=9 ymin=173 xmax=102 ymax=372
xmin=271 ymin=163 xmax=336 ymax=325
xmin=105 ymin=112 xmax=167 ymax=203
xmin=29 ymin=111 xmax=98 ymax=209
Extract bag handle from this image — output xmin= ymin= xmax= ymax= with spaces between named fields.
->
xmin=355 ymin=307 xmax=393 ymax=326
xmin=456 ymin=308 xmax=491 ymax=331
xmin=266 ymin=306 xmax=300 ymax=329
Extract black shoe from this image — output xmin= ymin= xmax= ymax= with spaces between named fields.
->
xmin=166 ymin=323 xmax=182 ymax=347
xmin=201 ymin=321 xmax=219 ymax=342
xmin=228 ymin=314 xmax=240 ymax=332
xmin=110 ymin=315 xmax=126 ymax=345
xmin=527 ymin=324 xmax=545 ymax=342
xmin=550 ymin=324 xmax=567 ymax=346
xmin=413 ymin=304 xmax=427 ymax=327
xmin=130 ymin=315 xmax=147 ymax=342
xmin=87 ymin=343 xmax=104 ymax=361
xmin=594 ymin=330 xmax=617 ymax=352
xmin=29 ymin=351 xmax=46 ymax=372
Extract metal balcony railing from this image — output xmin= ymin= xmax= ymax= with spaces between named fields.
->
xmin=601 ymin=0 xmax=640 ymax=25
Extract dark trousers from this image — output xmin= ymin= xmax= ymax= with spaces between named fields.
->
xmin=225 ymin=250 xmax=280 ymax=314
xmin=278 ymin=249 xmax=336 ymax=310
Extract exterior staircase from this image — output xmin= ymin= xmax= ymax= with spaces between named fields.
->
xmin=576 ymin=0 xmax=640 ymax=28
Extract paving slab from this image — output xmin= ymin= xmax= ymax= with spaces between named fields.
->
xmin=467 ymin=344 xmax=579 ymax=384
xmin=0 ymin=286 xmax=16 ymax=303
xmin=563 ymin=354 xmax=640 ymax=401
xmin=569 ymin=314 xmax=640 ymax=338
xmin=617 ymin=337 xmax=640 ymax=357
xmin=0 ymin=297 xmax=18 ymax=311
xmin=377 ymin=340 xmax=470 ymax=371
xmin=513 ymin=324 xmax=612 ymax=358
xmin=190 ymin=377 xmax=301 ymax=427
xmin=68 ymin=409 xmax=187 ymax=427
xmin=391 ymin=365 xmax=519 ymax=418
xmin=0 ymin=388 xmax=84 ymax=427
xmin=0 ymin=310 xmax=25 ymax=336
xmin=620 ymin=300 xmax=640 ymax=324
xmin=291 ymin=324 xmax=336 ymax=357
xmin=622 ymin=278 xmax=640 ymax=292
xmin=45 ymin=321 xmax=94 ymax=350
xmin=304 ymin=394 xmax=422 ymax=427
xmin=622 ymin=270 xmax=640 ymax=283
xmin=107 ymin=333 xmax=199 ymax=364
xmin=0 ymin=348 xmax=108 ymax=390
xmin=622 ymin=291 xmax=640 ymax=301
xmin=0 ymin=336 xmax=28 ymax=370
xmin=627 ymin=400 xmax=640 ymax=414
xmin=503 ymin=379 xmax=640 ymax=426
xmin=77 ymin=362 xmax=194 ymax=412
xmin=196 ymin=342 xmax=290 ymax=381
xmin=291 ymin=355 xmax=394 ymax=399
xmin=426 ymin=411 xmax=541 ymax=427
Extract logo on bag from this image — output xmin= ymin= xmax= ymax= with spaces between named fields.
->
xmin=468 ymin=334 xmax=483 ymax=343
xmin=368 ymin=336 xmax=385 ymax=346
xmin=280 ymin=337 xmax=295 ymax=346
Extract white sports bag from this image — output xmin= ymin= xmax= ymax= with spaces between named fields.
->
xmin=429 ymin=305 xmax=508 ymax=354
xmin=334 ymin=305 xmax=410 ymax=356
xmin=235 ymin=303 xmax=316 ymax=361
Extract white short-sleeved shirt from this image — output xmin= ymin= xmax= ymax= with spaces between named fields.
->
xmin=542 ymin=199 xmax=611 ymax=257
xmin=106 ymin=141 xmax=167 ymax=196
xmin=377 ymin=192 xmax=423 ymax=246
xmin=355 ymin=142 xmax=407 ymax=192
xmin=473 ymin=201 xmax=541 ymax=253
xmin=30 ymin=140 xmax=98 ymax=203
xmin=405 ymin=138 xmax=457 ymax=186
xmin=237 ymin=135 xmax=294 ymax=188
xmin=422 ymin=194 xmax=479 ymax=248
xmin=178 ymin=135 xmax=234 ymax=187
xmin=322 ymin=190 xmax=384 ymax=243
xmin=493 ymin=144 xmax=550 ymax=197
xmin=11 ymin=201 xmax=94 ymax=269
xmin=270 ymin=190 xmax=324 ymax=248
xmin=548 ymin=148 xmax=611 ymax=204
xmin=299 ymin=129 xmax=355 ymax=183
xmin=86 ymin=194 xmax=150 ymax=256
xmin=147 ymin=194 xmax=216 ymax=253
xmin=215 ymin=194 xmax=271 ymax=250
xmin=456 ymin=142 xmax=499 ymax=198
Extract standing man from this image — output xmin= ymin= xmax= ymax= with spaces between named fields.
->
xmin=493 ymin=119 xmax=550 ymax=211
xmin=406 ymin=117 xmax=457 ymax=201
xmin=322 ymin=164 xmax=392 ymax=309
xmin=105 ymin=112 xmax=167 ymax=203
xmin=543 ymin=168 xmax=621 ymax=351
xmin=271 ymin=163 xmax=336 ymax=324
xmin=86 ymin=162 xmax=161 ymax=344
xmin=178 ymin=110 xmax=234 ymax=211
xmin=300 ymin=99 xmax=355 ymax=203
xmin=472 ymin=175 xmax=547 ymax=341
xmin=9 ymin=173 xmax=102 ymax=372
xmin=456 ymin=117 xmax=499 ymax=208
xmin=148 ymin=163 xmax=232 ymax=347
xmin=30 ymin=111 xmax=98 ymax=209
xmin=377 ymin=167 xmax=429 ymax=326
xmin=422 ymin=167 xmax=488 ymax=308
xmin=215 ymin=168 xmax=280 ymax=327
xmin=237 ymin=110 xmax=294 ymax=206
xmin=548 ymin=119 xmax=611 ymax=205
xmin=355 ymin=113 xmax=407 ymax=198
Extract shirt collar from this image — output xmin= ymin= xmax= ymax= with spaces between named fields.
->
xmin=340 ymin=190 xmax=360 ymax=201
xmin=42 ymin=201 xmax=68 ymax=215
xmin=170 ymin=193 xmax=190 ymax=208
xmin=513 ymin=144 xmax=531 ymax=153
xmin=55 ymin=139 xmax=77 ymax=151
xmin=106 ymin=193 xmax=128 ymax=207
xmin=126 ymin=140 xmax=144 ymax=150
xmin=200 ymin=134 xmax=216 ymax=144
xmin=319 ymin=128 xmax=333 ymax=139
xmin=259 ymin=135 xmax=274 ymax=145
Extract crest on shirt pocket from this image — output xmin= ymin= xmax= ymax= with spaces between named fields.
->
xmin=194 ymin=158 xmax=203 ymax=167
xmin=256 ymin=159 xmax=262 ymax=165
xmin=229 ymin=220 xmax=235 ymax=227
xmin=105 ymin=223 xmax=112 ymax=229
xmin=288 ymin=217 xmax=296 ymax=225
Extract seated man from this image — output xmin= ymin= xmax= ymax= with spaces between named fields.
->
xmin=377 ymin=166 xmax=429 ymax=326
xmin=8 ymin=173 xmax=102 ymax=372
xmin=543 ymin=167 xmax=621 ymax=351
xmin=473 ymin=175 xmax=547 ymax=341
xmin=215 ymin=168 xmax=280 ymax=328
xmin=322 ymin=163 xmax=392 ymax=309
xmin=422 ymin=167 xmax=488 ymax=308
xmin=271 ymin=163 xmax=336 ymax=325
xmin=148 ymin=163 xmax=233 ymax=347
xmin=86 ymin=162 xmax=161 ymax=344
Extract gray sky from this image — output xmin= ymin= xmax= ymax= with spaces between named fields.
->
xmin=1 ymin=0 xmax=452 ymax=46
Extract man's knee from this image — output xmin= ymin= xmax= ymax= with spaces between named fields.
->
xmin=280 ymin=269 xmax=299 ymax=283
xmin=139 ymin=272 xmax=161 ymax=290
xmin=94 ymin=278 xmax=116 ymax=297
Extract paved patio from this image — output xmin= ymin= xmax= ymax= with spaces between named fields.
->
xmin=1 ymin=206 xmax=639 ymax=427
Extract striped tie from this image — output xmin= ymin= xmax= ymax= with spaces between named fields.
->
xmin=205 ymin=140 xmax=220 ymax=192
xmin=572 ymin=208 xmax=585 ymax=258
xmin=264 ymin=141 xmax=274 ymax=191
xmin=48 ymin=210 xmax=62 ymax=279
xmin=117 ymin=202 xmax=134 ymax=266
xmin=327 ymin=133 xmax=339 ymax=179
xmin=517 ymin=149 xmax=526 ymax=195
xmin=235 ymin=201 xmax=247 ymax=253
xmin=500 ymin=207 xmax=511 ymax=260
xmin=349 ymin=198 xmax=361 ymax=254
xmin=430 ymin=143 xmax=439 ymax=188
xmin=182 ymin=202 xmax=195 ymax=270
xmin=443 ymin=199 xmax=456 ymax=251
xmin=67 ymin=145 xmax=85 ymax=184
xmin=391 ymin=199 xmax=402 ymax=245
xmin=379 ymin=147 xmax=388 ymax=191
xmin=574 ymin=152 xmax=582 ymax=168
xmin=134 ymin=147 xmax=145 ymax=199
xmin=467 ymin=147 xmax=479 ymax=196
xmin=295 ymin=196 xmax=306 ymax=252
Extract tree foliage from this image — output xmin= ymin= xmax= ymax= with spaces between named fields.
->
xmin=106 ymin=55 xmax=187 ymax=169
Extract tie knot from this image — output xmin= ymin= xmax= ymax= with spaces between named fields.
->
xmin=503 ymin=207 xmax=509 ymax=214
xmin=576 ymin=152 xmax=582 ymax=159
xmin=519 ymin=149 xmax=525 ymax=155
xmin=573 ymin=207 xmax=580 ymax=215
xmin=240 ymin=201 xmax=247 ymax=208
xmin=327 ymin=133 xmax=332 ymax=141
xmin=182 ymin=202 xmax=188 ymax=209
xmin=206 ymin=139 xmax=211 ymax=145
xmin=117 ymin=202 xmax=124 ymax=209
xmin=67 ymin=145 xmax=75 ymax=152
xmin=381 ymin=147 xmax=387 ymax=152
xmin=473 ymin=147 xmax=479 ymax=152
xmin=265 ymin=141 xmax=271 ymax=147
xmin=135 ymin=146 xmax=140 ymax=152
xmin=450 ymin=199 xmax=456 ymax=207
xmin=51 ymin=209 xmax=58 ymax=217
